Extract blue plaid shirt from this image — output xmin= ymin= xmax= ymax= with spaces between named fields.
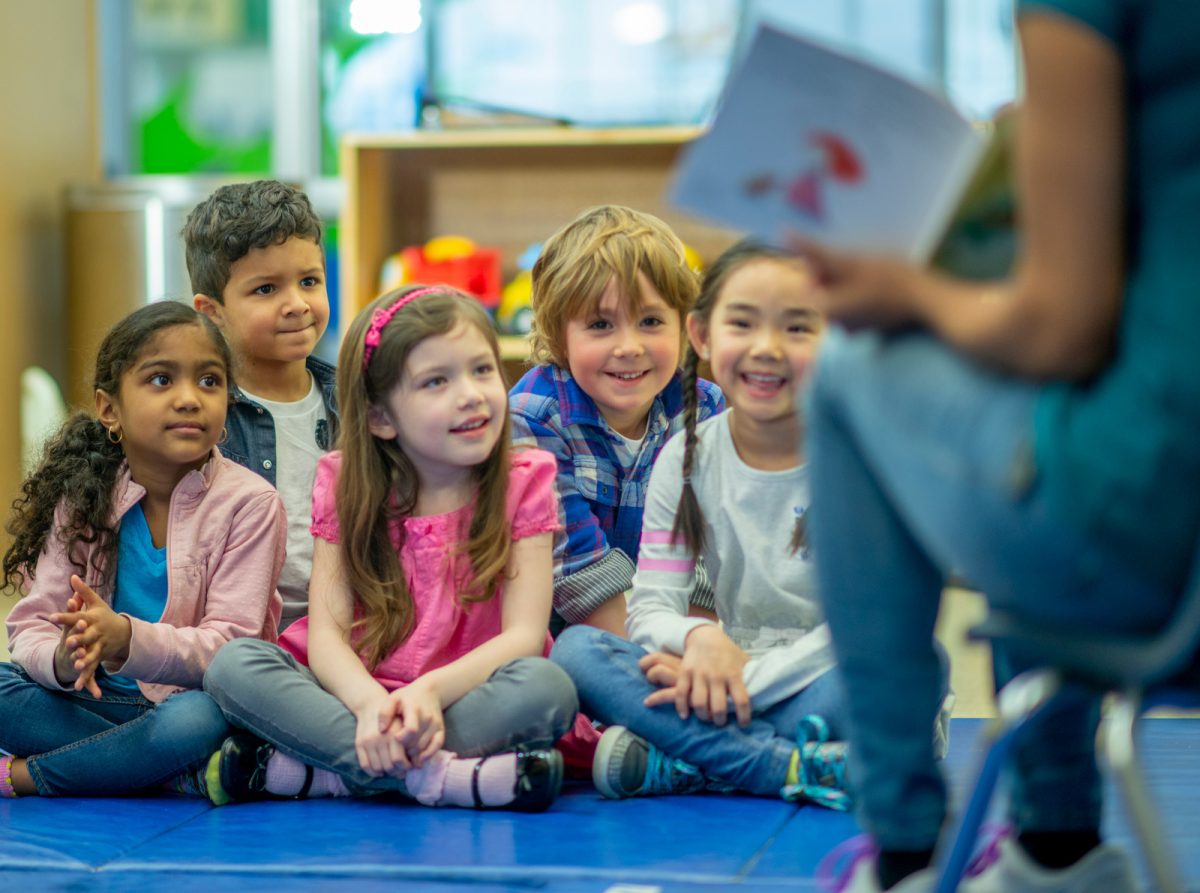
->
xmin=509 ymin=363 xmax=724 ymax=624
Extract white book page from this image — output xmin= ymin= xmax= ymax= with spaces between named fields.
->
xmin=671 ymin=25 xmax=985 ymax=261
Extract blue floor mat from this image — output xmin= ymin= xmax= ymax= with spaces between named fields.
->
xmin=2 ymin=719 xmax=1197 ymax=893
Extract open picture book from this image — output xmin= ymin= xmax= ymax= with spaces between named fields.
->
xmin=670 ymin=23 xmax=1015 ymax=278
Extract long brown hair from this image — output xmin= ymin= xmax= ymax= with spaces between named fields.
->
xmin=335 ymin=286 xmax=513 ymax=670
xmin=671 ymin=240 xmax=811 ymax=559
xmin=4 ymin=302 xmax=232 ymax=593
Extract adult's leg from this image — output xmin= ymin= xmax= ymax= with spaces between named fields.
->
xmin=809 ymin=330 xmax=1177 ymax=844
xmin=551 ymin=625 xmax=796 ymax=795
xmin=808 ymin=354 xmax=947 ymax=850
xmin=440 ymin=656 xmax=578 ymax=758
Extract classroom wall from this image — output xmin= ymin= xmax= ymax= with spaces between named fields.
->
xmin=0 ymin=2 xmax=99 ymax=599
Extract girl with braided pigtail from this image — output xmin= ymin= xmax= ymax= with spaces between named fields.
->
xmin=552 ymin=240 xmax=953 ymax=805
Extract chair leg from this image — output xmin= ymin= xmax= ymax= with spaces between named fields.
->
xmin=1101 ymin=694 xmax=1186 ymax=893
xmin=933 ymin=669 xmax=1063 ymax=893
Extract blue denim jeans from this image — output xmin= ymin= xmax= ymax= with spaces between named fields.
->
xmin=0 ymin=662 xmax=230 ymax=796
xmin=551 ymin=625 xmax=851 ymax=796
xmin=806 ymin=330 xmax=1177 ymax=851
xmin=203 ymin=638 xmax=579 ymax=797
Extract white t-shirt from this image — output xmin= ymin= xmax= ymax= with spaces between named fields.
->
xmin=611 ymin=428 xmax=648 ymax=474
xmin=626 ymin=410 xmax=833 ymax=712
xmin=241 ymin=377 xmax=327 ymax=630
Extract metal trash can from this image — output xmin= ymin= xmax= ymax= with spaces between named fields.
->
xmin=64 ymin=177 xmax=228 ymax=406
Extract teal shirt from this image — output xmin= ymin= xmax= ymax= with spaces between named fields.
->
xmin=104 ymin=503 xmax=169 ymax=694
xmin=1022 ymin=0 xmax=1200 ymax=590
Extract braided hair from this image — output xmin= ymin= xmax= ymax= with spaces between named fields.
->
xmin=671 ymin=239 xmax=812 ymax=559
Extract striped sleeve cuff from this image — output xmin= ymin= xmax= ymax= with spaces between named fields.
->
xmin=554 ymin=548 xmax=636 ymax=624
xmin=690 ymin=560 xmax=716 ymax=610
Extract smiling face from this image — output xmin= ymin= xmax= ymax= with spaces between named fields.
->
xmin=562 ymin=272 xmax=683 ymax=438
xmin=688 ymin=258 xmax=822 ymax=431
xmin=95 ymin=323 xmax=229 ymax=484
xmin=197 ymin=235 xmax=329 ymax=372
xmin=367 ymin=319 xmax=509 ymax=489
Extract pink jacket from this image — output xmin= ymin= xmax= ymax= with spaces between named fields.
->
xmin=6 ymin=450 xmax=286 ymax=703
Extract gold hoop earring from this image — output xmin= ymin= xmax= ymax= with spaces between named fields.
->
xmin=218 ymin=427 xmax=229 ymax=445
xmin=106 ymin=427 xmax=123 ymax=445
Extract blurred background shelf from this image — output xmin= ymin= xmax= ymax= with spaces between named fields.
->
xmin=338 ymin=126 xmax=744 ymax=357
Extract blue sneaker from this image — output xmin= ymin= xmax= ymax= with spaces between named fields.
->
xmin=780 ymin=714 xmax=853 ymax=811
xmin=592 ymin=726 xmax=707 ymax=799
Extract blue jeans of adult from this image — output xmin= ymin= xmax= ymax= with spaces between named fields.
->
xmin=551 ymin=624 xmax=850 ymax=796
xmin=806 ymin=329 xmax=1178 ymax=852
xmin=203 ymin=638 xmax=579 ymax=797
xmin=0 ymin=662 xmax=230 ymax=796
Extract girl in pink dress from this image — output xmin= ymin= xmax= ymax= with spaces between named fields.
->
xmin=202 ymin=286 xmax=577 ymax=811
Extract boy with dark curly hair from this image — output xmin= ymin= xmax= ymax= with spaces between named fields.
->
xmin=185 ymin=179 xmax=336 ymax=630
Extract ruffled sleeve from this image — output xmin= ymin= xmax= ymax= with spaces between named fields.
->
xmin=309 ymin=451 xmax=343 ymax=544
xmin=507 ymin=448 xmax=560 ymax=541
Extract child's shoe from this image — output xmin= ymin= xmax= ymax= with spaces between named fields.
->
xmin=781 ymin=715 xmax=852 ymax=810
xmin=205 ymin=732 xmax=277 ymax=806
xmin=411 ymin=748 xmax=564 ymax=811
xmin=161 ymin=766 xmax=209 ymax=798
xmin=592 ymin=726 xmax=707 ymax=799
xmin=958 ymin=833 xmax=1139 ymax=893
xmin=488 ymin=748 xmax=564 ymax=812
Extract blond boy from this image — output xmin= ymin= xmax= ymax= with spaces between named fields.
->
xmin=509 ymin=205 xmax=724 ymax=636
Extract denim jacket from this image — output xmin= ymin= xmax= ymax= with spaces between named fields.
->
xmin=222 ymin=356 xmax=338 ymax=486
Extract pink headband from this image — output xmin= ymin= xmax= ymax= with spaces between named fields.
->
xmin=362 ymin=287 xmax=442 ymax=371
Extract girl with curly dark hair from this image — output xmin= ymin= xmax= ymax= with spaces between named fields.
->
xmin=0 ymin=301 xmax=286 ymax=799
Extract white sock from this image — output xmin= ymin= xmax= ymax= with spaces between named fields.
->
xmin=402 ymin=750 xmax=454 ymax=806
xmin=439 ymin=753 xmax=519 ymax=808
xmin=402 ymin=751 xmax=519 ymax=808
xmin=264 ymin=749 xmax=349 ymax=798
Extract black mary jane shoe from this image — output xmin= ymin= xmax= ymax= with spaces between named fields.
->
xmin=213 ymin=733 xmax=313 ymax=804
xmin=471 ymin=748 xmax=563 ymax=813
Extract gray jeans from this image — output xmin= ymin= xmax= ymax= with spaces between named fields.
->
xmin=203 ymin=638 xmax=578 ymax=796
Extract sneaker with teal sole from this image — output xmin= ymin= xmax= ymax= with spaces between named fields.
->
xmin=780 ymin=714 xmax=853 ymax=810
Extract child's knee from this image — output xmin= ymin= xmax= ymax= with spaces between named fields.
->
xmin=497 ymin=657 xmax=579 ymax=742
xmin=159 ymin=690 xmax=230 ymax=747
xmin=0 ymin=662 xmax=34 ymax=696
xmin=516 ymin=658 xmax=579 ymax=716
xmin=539 ymin=662 xmax=581 ymax=738
xmin=203 ymin=637 xmax=274 ymax=695
xmin=549 ymin=623 xmax=620 ymax=672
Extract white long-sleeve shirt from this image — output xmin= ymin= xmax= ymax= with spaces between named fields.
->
xmin=626 ymin=411 xmax=833 ymax=712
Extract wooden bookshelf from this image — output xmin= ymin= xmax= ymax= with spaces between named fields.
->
xmin=338 ymin=126 xmax=741 ymax=372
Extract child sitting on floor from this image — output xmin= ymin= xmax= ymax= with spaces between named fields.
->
xmin=509 ymin=205 xmax=724 ymax=637
xmin=202 ymin=286 xmax=578 ymax=811
xmin=552 ymin=241 xmax=951 ymax=806
xmin=1 ymin=302 xmax=286 ymax=798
